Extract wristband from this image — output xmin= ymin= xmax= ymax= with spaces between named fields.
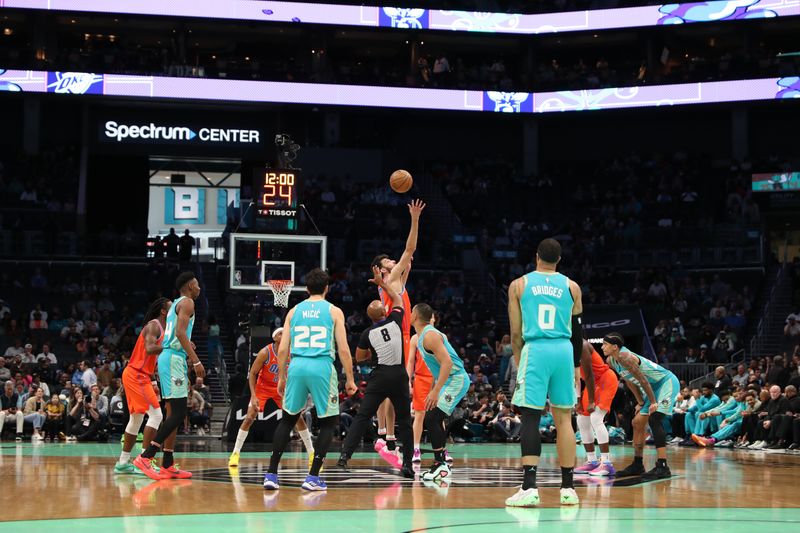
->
xmin=193 ymin=361 xmax=202 ymax=367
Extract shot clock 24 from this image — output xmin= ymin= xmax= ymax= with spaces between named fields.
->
xmin=254 ymin=168 xmax=299 ymax=218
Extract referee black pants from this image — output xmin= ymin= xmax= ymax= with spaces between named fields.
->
xmin=341 ymin=365 xmax=413 ymax=466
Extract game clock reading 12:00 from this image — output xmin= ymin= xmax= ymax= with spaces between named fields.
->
xmin=254 ymin=169 xmax=299 ymax=218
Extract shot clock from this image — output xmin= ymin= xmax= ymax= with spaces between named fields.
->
xmin=253 ymin=168 xmax=300 ymax=218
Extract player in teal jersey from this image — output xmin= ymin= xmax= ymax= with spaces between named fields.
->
xmin=264 ymin=268 xmax=357 ymax=492
xmin=409 ymin=303 xmax=470 ymax=484
xmin=602 ymin=332 xmax=679 ymax=479
xmin=506 ymin=238 xmax=583 ymax=508
xmin=134 ymin=271 xmax=205 ymax=480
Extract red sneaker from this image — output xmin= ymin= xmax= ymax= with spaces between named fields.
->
xmin=161 ymin=465 xmax=193 ymax=479
xmin=133 ymin=456 xmax=163 ymax=481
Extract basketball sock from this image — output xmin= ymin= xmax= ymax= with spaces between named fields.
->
xmin=309 ymin=453 xmax=326 ymax=476
xmin=378 ymin=428 xmax=387 ymax=436
xmin=433 ymin=449 xmax=445 ymax=463
xmin=522 ymin=465 xmax=537 ymax=490
xmin=162 ymin=450 xmax=174 ymax=469
xmin=386 ymin=435 xmax=396 ymax=451
xmin=141 ymin=442 xmax=161 ymax=459
xmin=233 ymin=429 xmax=249 ymax=454
xmin=601 ymin=452 xmax=611 ymax=463
xmin=586 ymin=451 xmax=597 ymax=463
xmin=633 ymin=455 xmax=644 ymax=466
xmin=656 ymin=458 xmax=668 ymax=468
xmin=414 ymin=442 xmax=420 ymax=450
xmin=268 ymin=451 xmax=283 ymax=474
xmin=561 ymin=466 xmax=574 ymax=489
xmin=118 ymin=451 xmax=131 ymax=464
xmin=298 ymin=429 xmax=314 ymax=454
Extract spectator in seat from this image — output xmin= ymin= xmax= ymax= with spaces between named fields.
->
xmin=736 ymin=391 xmax=763 ymax=447
xmin=101 ymin=378 xmax=121 ymax=400
xmin=489 ymin=402 xmax=520 ymax=442
xmin=30 ymin=374 xmax=49 ymax=398
xmin=44 ymin=393 xmax=65 ymax=441
xmin=469 ymin=393 xmax=494 ymax=426
xmin=65 ymin=388 xmax=103 ymax=442
xmin=713 ymin=366 xmax=733 ymax=395
xmin=0 ymin=380 xmax=24 ymax=441
xmin=670 ymin=387 xmax=697 ymax=442
xmin=764 ymin=385 xmax=800 ymax=449
xmin=29 ymin=312 xmax=47 ymax=330
xmin=79 ymin=360 xmax=97 ymax=391
xmin=767 ymin=356 xmax=791 ymax=388
xmin=96 ymin=361 xmax=114 ymax=390
xmin=712 ymin=331 xmax=734 ymax=361
xmin=785 ymin=316 xmax=800 ymax=347
xmin=188 ymin=387 xmax=208 ymax=435
xmin=89 ymin=384 xmax=108 ymax=422
xmin=747 ymin=385 xmax=790 ymax=449
xmin=22 ymin=386 xmax=46 ymax=441
xmin=470 ymin=365 xmax=489 ymax=388
xmin=0 ymin=358 xmax=10 ymax=382
xmin=36 ymin=344 xmax=57 ymax=365
xmin=194 ymin=377 xmax=213 ymax=419
xmin=20 ymin=344 xmax=36 ymax=366
xmin=732 ymin=364 xmax=749 ymax=388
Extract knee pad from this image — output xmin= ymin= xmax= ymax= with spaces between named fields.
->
xmin=649 ymin=412 xmax=667 ymax=447
xmin=520 ymin=408 xmax=543 ymax=457
xmin=590 ymin=408 xmax=610 ymax=444
xmin=145 ymin=405 xmax=163 ymax=429
xmin=125 ymin=413 xmax=145 ymax=435
xmin=576 ymin=414 xmax=594 ymax=444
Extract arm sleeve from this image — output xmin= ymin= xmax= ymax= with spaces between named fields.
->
xmin=571 ymin=314 xmax=583 ymax=368
xmin=357 ymin=329 xmax=371 ymax=351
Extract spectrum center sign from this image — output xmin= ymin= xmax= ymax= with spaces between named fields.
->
xmin=102 ymin=120 xmax=261 ymax=145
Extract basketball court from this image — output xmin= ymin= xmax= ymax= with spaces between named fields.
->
xmin=3 ymin=442 xmax=797 ymax=531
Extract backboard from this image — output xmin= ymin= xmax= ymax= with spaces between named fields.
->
xmin=229 ymin=233 xmax=327 ymax=292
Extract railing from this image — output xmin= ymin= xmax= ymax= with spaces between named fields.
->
xmin=749 ymin=248 xmax=789 ymax=359
xmin=214 ymin=347 xmax=230 ymax=405
xmin=667 ymin=363 xmax=716 ymax=384
xmin=687 ymin=349 xmax=746 ymax=389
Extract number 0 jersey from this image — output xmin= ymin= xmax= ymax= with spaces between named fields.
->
xmin=520 ymin=271 xmax=573 ymax=342
xmin=289 ymin=298 xmax=335 ymax=359
xmin=255 ymin=343 xmax=280 ymax=397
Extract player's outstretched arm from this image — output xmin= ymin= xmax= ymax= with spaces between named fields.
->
xmin=143 ymin=321 xmax=163 ymax=356
xmin=276 ymin=309 xmax=294 ymax=396
xmin=390 ymin=199 xmax=425 ymax=285
xmin=369 ymin=265 xmax=402 ymax=309
xmin=507 ymin=278 xmax=524 ymax=369
xmin=176 ymin=298 xmax=204 ymax=378
xmin=332 ymin=307 xmax=357 ymax=396
xmin=248 ymin=347 xmax=270 ymax=410
xmin=423 ymin=331 xmax=453 ymax=411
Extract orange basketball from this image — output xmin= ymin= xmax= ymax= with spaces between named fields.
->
xmin=390 ymin=169 xmax=413 ymax=193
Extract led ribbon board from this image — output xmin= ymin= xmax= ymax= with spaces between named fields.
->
xmin=1 ymin=0 xmax=797 ymax=35
xmin=1 ymin=69 xmax=798 ymax=113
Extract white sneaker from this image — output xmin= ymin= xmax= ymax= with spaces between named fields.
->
xmin=421 ymin=462 xmax=451 ymax=482
xmin=754 ymin=441 xmax=767 ymax=450
xmin=669 ymin=437 xmax=683 ymax=444
xmin=32 ymin=434 xmax=44 ymax=441
xmin=197 ymin=427 xmax=206 ymax=436
xmin=560 ymin=488 xmax=580 ymax=505
xmin=506 ymin=487 xmax=540 ymax=507
xmin=747 ymin=441 xmax=761 ymax=449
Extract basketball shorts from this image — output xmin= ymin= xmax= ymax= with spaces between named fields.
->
xmin=283 ymin=356 xmax=339 ymax=418
xmin=436 ymin=371 xmax=470 ymax=416
xmin=578 ymin=370 xmax=619 ymax=416
xmin=641 ymin=374 xmax=680 ymax=416
xmin=254 ymin=388 xmax=283 ymax=410
xmin=512 ymin=339 xmax=574 ymax=410
xmin=122 ymin=367 xmax=160 ymax=414
xmin=157 ymin=349 xmax=189 ymax=400
xmin=412 ymin=373 xmax=434 ymax=412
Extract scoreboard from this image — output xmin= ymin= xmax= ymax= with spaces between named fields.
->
xmin=253 ymin=168 xmax=299 ymax=218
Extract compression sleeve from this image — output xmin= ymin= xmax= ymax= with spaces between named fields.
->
xmin=571 ymin=314 xmax=583 ymax=368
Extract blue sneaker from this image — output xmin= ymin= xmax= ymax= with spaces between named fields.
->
xmin=301 ymin=475 xmax=328 ymax=491
xmin=263 ymin=472 xmax=280 ymax=490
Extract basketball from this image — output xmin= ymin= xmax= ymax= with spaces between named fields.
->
xmin=390 ymin=169 xmax=413 ymax=193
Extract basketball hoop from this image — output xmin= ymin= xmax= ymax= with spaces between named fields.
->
xmin=266 ymin=280 xmax=294 ymax=308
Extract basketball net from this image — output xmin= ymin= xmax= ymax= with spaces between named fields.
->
xmin=266 ymin=280 xmax=293 ymax=308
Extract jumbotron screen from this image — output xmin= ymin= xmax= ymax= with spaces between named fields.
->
xmin=751 ymin=172 xmax=800 ymax=192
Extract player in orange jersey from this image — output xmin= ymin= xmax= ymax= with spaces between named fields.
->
xmin=228 ymin=327 xmax=314 ymax=468
xmin=114 ymin=298 xmax=170 ymax=474
xmin=372 ymin=199 xmax=425 ymax=457
xmin=575 ymin=340 xmax=619 ymax=476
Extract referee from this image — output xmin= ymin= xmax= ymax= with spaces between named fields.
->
xmin=337 ymin=266 xmax=414 ymax=478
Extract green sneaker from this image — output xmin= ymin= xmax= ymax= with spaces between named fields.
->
xmin=114 ymin=462 xmax=136 ymax=474
xmin=559 ymin=488 xmax=580 ymax=505
xmin=506 ymin=487 xmax=540 ymax=507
